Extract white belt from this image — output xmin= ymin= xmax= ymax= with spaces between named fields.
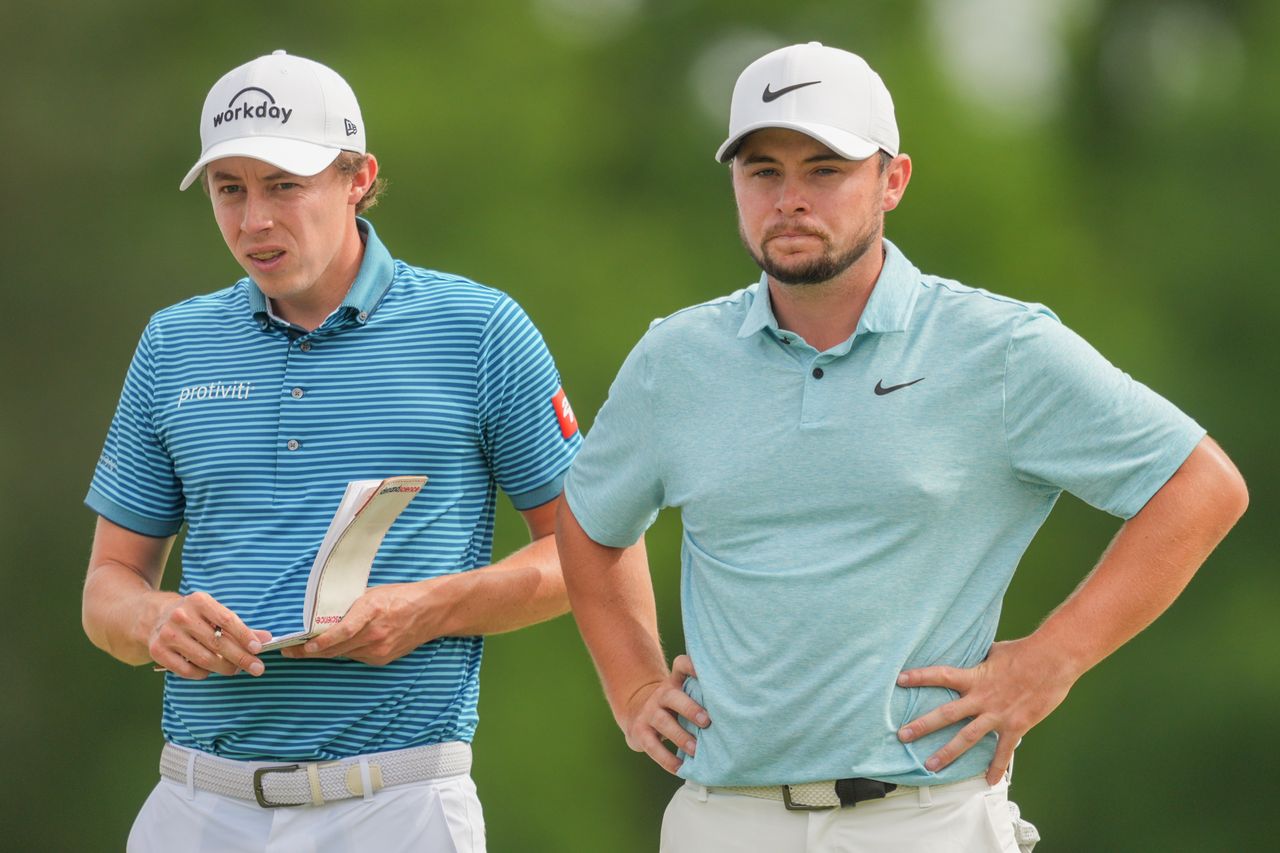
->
xmin=710 ymin=776 xmax=992 ymax=811
xmin=160 ymin=741 xmax=472 ymax=808
xmin=713 ymin=778 xmax=915 ymax=810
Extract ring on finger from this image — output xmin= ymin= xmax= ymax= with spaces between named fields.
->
xmin=213 ymin=625 xmax=223 ymax=644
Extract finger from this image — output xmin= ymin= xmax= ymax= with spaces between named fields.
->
xmin=150 ymin=618 xmax=222 ymax=677
xmin=637 ymin=731 xmax=684 ymax=775
xmin=216 ymin=635 xmax=266 ymax=676
xmin=657 ymin=686 xmax=711 ymax=729
xmin=897 ymin=665 xmax=971 ymax=691
xmin=898 ymin=695 xmax=979 ymax=742
xmin=649 ymin=708 xmax=698 ymax=755
xmin=924 ymin=717 xmax=992 ymax=772
xmin=671 ymin=654 xmax=697 ymax=679
xmin=301 ymin=606 xmax=372 ymax=655
xmin=197 ymin=617 xmax=264 ymax=675
xmin=986 ymin=733 xmax=1019 ymax=786
xmin=151 ymin=646 xmax=209 ymax=680
xmin=186 ymin=592 xmax=263 ymax=655
xmin=180 ymin=628 xmax=244 ymax=677
xmin=162 ymin=629 xmax=236 ymax=678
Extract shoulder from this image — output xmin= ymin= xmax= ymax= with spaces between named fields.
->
xmin=640 ymin=285 xmax=755 ymax=349
xmin=385 ymin=259 xmax=524 ymax=323
xmin=914 ymin=273 xmax=1059 ymax=337
xmin=144 ymin=281 xmax=253 ymax=338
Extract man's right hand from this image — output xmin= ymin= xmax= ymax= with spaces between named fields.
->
xmin=619 ymin=654 xmax=710 ymax=775
xmin=148 ymin=591 xmax=270 ymax=679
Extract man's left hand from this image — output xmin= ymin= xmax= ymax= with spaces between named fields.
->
xmin=895 ymin=637 xmax=1076 ymax=784
xmin=282 ymin=581 xmax=441 ymax=666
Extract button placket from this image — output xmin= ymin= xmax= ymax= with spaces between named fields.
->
xmin=279 ymin=337 xmax=314 ymax=470
xmin=801 ymin=358 xmax=834 ymax=426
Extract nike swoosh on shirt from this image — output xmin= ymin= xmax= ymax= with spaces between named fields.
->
xmin=762 ymin=81 xmax=821 ymax=102
xmin=874 ymin=378 xmax=925 ymax=395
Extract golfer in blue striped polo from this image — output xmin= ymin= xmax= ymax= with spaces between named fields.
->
xmin=556 ymin=43 xmax=1248 ymax=852
xmin=82 ymin=51 xmax=580 ymax=852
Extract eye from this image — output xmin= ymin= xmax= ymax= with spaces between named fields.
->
xmin=751 ymin=167 xmax=780 ymax=178
xmin=275 ymin=182 xmax=300 ymax=191
xmin=216 ymin=184 xmax=242 ymax=195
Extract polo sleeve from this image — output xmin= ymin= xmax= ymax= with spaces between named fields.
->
xmin=1002 ymin=309 xmax=1205 ymax=519
xmin=476 ymin=295 xmax=581 ymax=510
xmin=84 ymin=322 xmax=186 ymax=537
xmin=563 ymin=334 xmax=664 ymax=548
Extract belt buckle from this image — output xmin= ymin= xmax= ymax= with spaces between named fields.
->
xmin=253 ymin=764 xmax=304 ymax=808
xmin=782 ymin=785 xmax=835 ymax=812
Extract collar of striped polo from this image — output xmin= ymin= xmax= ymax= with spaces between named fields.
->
xmin=737 ymin=237 xmax=921 ymax=344
xmin=248 ymin=216 xmax=395 ymax=329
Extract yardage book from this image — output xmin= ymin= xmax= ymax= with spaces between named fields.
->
xmin=259 ymin=475 xmax=428 ymax=652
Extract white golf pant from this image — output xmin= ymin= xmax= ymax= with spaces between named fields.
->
xmin=127 ymin=772 xmax=485 ymax=852
xmin=660 ymin=776 xmax=1039 ymax=853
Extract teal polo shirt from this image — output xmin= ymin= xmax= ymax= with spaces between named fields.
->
xmin=564 ymin=239 xmax=1203 ymax=787
xmin=87 ymin=218 xmax=580 ymax=761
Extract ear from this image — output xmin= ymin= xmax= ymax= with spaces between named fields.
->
xmin=881 ymin=153 xmax=912 ymax=213
xmin=347 ymin=153 xmax=379 ymax=206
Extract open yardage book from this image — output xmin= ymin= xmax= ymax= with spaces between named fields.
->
xmin=260 ymin=475 xmax=428 ymax=652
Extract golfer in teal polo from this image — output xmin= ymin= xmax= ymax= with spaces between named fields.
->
xmin=555 ymin=42 xmax=1248 ymax=852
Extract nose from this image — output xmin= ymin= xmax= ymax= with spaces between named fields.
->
xmin=240 ymin=188 xmax=273 ymax=233
xmin=775 ymin=175 xmax=810 ymax=215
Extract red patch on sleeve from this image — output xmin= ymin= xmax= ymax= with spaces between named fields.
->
xmin=552 ymin=387 xmax=578 ymax=438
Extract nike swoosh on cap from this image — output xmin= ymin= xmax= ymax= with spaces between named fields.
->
xmin=762 ymin=81 xmax=821 ymax=102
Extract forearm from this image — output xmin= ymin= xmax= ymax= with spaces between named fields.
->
xmin=83 ymin=560 xmax=178 ymax=666
xmin=427 ymin=533 xmax=570 ymax=636
xmin=1027 ymin=436 xmax=1248 ymax=680
xmin=556 ymin=503 xmax=667 ymax=728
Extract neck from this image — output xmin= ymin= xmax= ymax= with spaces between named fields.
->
xmin=271 ymin=220 xmax=365 ymax=332
xmin=767 ymin=241 xmax=886 ymax=352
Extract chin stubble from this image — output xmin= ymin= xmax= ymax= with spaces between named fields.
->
xmin=739 ymin=220 xmax=878 ymax=286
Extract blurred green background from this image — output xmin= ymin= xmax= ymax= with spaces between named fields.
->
xmin=4 ymin=0 xmax=1276 ymax=850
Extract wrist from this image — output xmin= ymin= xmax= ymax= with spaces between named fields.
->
xmin=1017 ymin=628 xmax=1088 ymax=687
xmin=412 ymin=575 xmax=460 ymax=638
xmin=131 ymin=591 xmax=180 ymax=653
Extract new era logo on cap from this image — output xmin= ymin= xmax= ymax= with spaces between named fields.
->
xmin=716 ymin=42 xmax=899 ymax=163
xmin=179 ymin=50 xmax=367 ymax=191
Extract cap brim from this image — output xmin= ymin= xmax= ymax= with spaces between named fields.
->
xmin=715 ymin=120 xmax=884 ymax=163
xmin=179 ymin=137 xmax=346 ymax=190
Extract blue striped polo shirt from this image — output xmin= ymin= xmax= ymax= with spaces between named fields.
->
xmin=87 ymin=218 xmax=580 ymax=761
xmin=565 ymin=239 xmax=1204 ymax=787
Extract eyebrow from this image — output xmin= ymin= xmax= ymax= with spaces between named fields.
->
xmin=740 ymin=152 xmax=849 ymax=165
xmin=208 ymin=170 xmax=296 ymax=182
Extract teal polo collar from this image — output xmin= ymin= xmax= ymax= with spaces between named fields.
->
xmin=736 ymin=238 xmax=921 ymax=342
xmin=248 ymin=217 xmax=395 ymax=329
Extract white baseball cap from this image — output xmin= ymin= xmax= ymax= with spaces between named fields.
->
xmin=179 ymin=50 xmax=365 ymax=190
xmin=715 ymin=42 xmax=899 ymax=163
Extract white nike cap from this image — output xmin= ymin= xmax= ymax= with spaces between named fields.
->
xmin=180 ymin=50 xmax=365 ymax=190
xmin=715 ymin=42 xmax=899 ymax=163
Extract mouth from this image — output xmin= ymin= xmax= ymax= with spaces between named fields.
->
xmin=765 ymin=227 xmax=825 ymax=242
xmin=765 ymin=232 xmax=824 ymax=253
xmin=245 ymin=249 xmax=287 ymax=271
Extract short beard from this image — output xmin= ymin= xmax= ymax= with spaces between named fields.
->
xmin=740 ymin=221 xmax=878 ymax=286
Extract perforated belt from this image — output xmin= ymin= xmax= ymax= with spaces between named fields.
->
xmin=160 ymin=741 xmax=472 ymax=808
xmin=713 ymin=777 xmax=907 ymax=810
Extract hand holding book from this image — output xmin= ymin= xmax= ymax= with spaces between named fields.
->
xmin=260 ymin=475 xmax=428 ymax=651
xmin=154 ymin=475 xmax=426 ymax=672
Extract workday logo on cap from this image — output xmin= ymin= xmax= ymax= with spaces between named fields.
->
xmin=212 ymin=86 xmax=294 ymax=128
xmin=179 ymin=50 xmax=366 ymax=191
